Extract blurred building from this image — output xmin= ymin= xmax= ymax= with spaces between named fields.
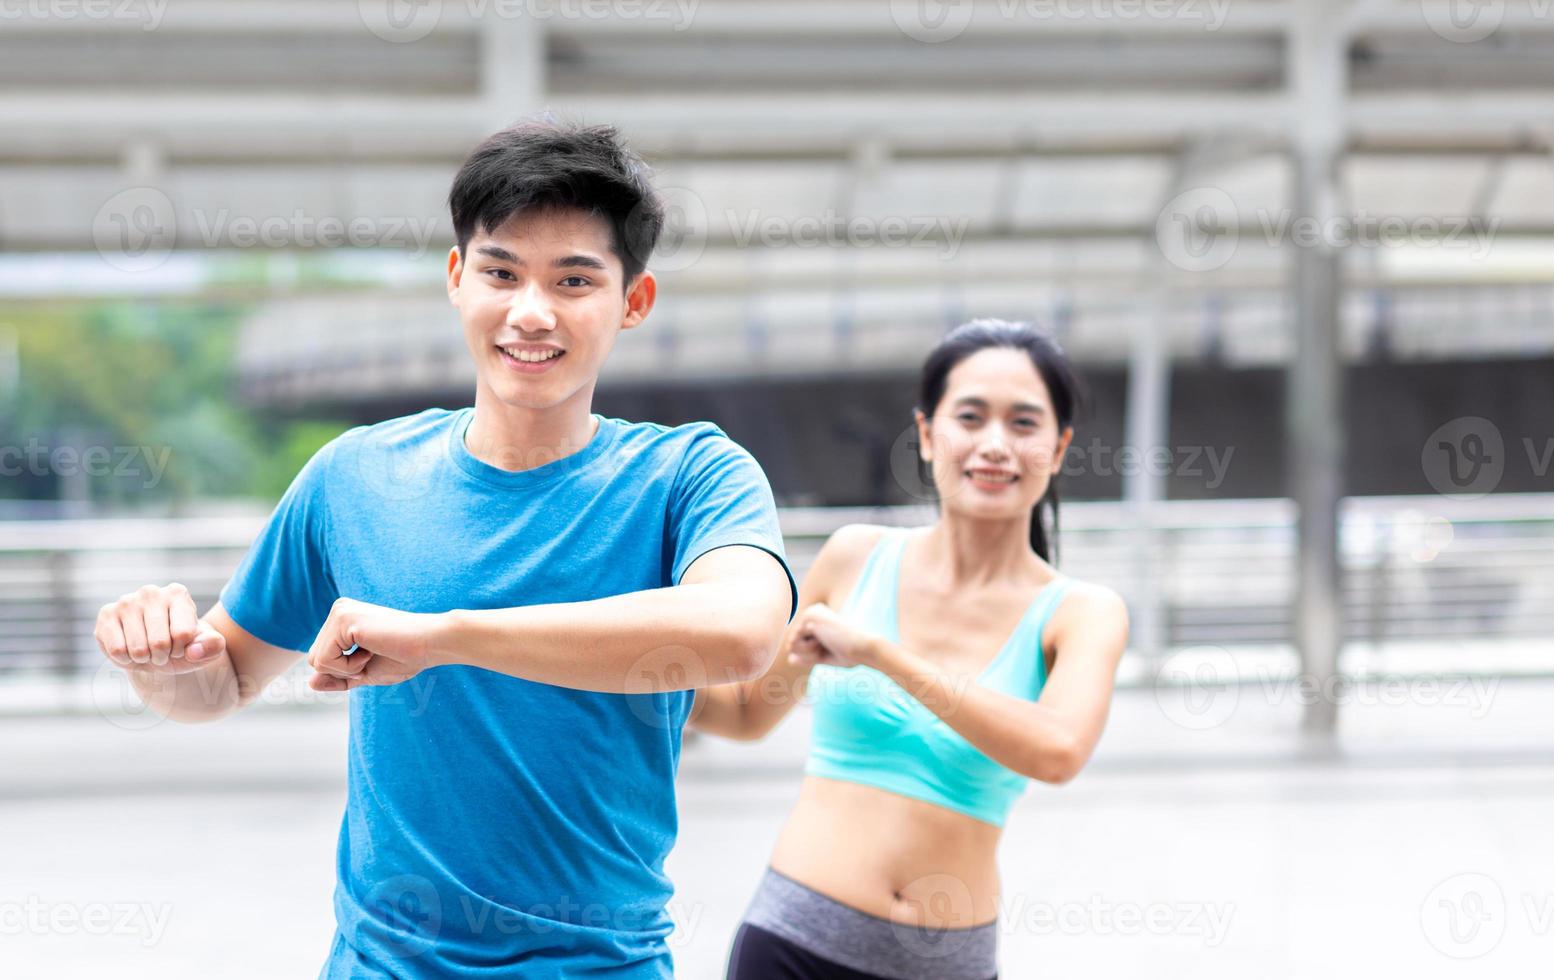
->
xmin=3 ymin=1 xmax=1553 ymax=506
xmin=5 ymin=2 xmax=1554 ymax=715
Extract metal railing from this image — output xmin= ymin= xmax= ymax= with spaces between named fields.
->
xmin=781 ymin=496 xmax=1554 ymax=662
xmin=3 ymin=494 xmax=1550 ymax=702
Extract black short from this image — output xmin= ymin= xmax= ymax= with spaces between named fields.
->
xmin=725 ymin=922 xmax=997 ymax=980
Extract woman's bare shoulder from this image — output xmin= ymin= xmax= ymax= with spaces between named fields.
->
xmin=807 ymin=524 xmax=898 ymax=607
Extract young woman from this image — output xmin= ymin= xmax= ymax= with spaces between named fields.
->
xmin=690 ymin=319 xmax=1130 ymax=980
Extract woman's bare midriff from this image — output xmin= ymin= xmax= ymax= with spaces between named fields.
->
xmin=767 ymin=775 xmax=1004 ymax=930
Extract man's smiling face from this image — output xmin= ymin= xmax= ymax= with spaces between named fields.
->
xmin=447 ymin=206 xmax=655 ymax=414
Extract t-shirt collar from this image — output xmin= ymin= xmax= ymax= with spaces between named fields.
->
xmin=447 ymin=407 xmax=619 ymax=489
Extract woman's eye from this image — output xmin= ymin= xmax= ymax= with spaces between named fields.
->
xmin=957 ymin=413 xmax=981 ymax=424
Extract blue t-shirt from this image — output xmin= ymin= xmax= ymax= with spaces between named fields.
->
xmin=219 ymin=407 xmax=796 ymax=979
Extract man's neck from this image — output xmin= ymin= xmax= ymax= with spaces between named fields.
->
xmin=464 ymin=388 xmax=600 ymax=474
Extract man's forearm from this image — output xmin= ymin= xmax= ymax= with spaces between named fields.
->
xmin=432 ymin=582 xmax=778 ymax=693
xmin=127 ymin=653 xmax=243 ymax=724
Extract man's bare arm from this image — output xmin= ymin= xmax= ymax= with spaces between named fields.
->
xmin=688 ymin=524 xmax=887 ymax=741
xmin=96 ymin=586 xmax=302 ymax=724
xmin=307 ymin=545 xmax=794 ymax=694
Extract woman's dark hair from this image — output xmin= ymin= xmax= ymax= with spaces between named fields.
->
xmin=448 ymin=118 xmax=665 ymax=285
xmin=916 ymin=318 xmax=1086 ymax=565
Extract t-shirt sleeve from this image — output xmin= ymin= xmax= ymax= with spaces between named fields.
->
xmin=218 ymin=437 xmax=343 ymax=652
xmin=668 ymin=426 xmax=798 ymax=621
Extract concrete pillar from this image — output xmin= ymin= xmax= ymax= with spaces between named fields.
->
xmin=1288 ymin=0 xmax=1349 ymax=734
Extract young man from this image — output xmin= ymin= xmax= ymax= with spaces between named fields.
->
xmin=92 ymin=121 xmax=798 ymax=978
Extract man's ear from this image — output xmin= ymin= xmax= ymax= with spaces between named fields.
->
xmin=446 ymin=246 xmax=463 ymax=305
xmin=621 ymin=270 xmax=657 ymax=331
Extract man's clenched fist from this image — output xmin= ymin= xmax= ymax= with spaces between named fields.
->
xmin=307 ymin=597 xmax=443 ymax=691
xmin=95 ymin=583 xmax=227 ymax=674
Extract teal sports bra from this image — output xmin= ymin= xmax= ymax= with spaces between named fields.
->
xmin=804 ymin=527 xmax=1074 ymax=827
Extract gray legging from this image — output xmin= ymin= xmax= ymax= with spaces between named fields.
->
xmin=726 ymin=867 xmax=999 ymax=980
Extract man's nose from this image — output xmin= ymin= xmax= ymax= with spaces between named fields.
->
xmin=507 ymin=285 xmax=557 ymax=332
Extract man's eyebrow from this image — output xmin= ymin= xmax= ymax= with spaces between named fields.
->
xmin=555 ymin=255 xmax=608 ymax=271
xmin=471 ymin=248 xmax=608 ymax=273
xmin=474 ymin=245 xmax=521 ymax=264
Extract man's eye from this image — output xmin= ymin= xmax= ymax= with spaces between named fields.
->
xmin=561 ymin=276 xmax=590 ymax=288
xmin=957 ymin=413 xmax=981 ymax=424
xmin=486 ymin=268 xmax=515 ymax=280
xmin=1016 ymin=418 xmax=1039 ymax=428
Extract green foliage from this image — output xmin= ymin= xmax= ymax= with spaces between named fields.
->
xmin=0 ymin=300 xmax=353 ymax=505
xmin=257 ymin=419 xmax=356 ymax=500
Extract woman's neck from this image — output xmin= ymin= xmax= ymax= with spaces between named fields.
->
xmin=920 ymin=513 xmax=1042 ymax=590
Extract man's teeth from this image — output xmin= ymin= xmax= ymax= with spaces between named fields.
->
xmin=501 ymin=347 xmax=562 ymax=363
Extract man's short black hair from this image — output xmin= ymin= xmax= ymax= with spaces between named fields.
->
xmin=448 ymin=118 xmax=665 ymax=284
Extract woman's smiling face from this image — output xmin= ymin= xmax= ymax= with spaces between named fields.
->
xmin=447 ymin=206 xmax=655 ymax=413
xmin=917 ymin=346 xmax=1073 ymax=519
